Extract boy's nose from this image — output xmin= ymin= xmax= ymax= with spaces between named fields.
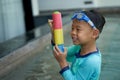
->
xmin=71 ymin=30 xmax=77 ymax=36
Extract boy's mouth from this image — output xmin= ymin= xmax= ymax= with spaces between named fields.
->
xmin=72 ymin=37 xmax=78 ymax=42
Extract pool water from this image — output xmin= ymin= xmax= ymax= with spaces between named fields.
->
xmin=0 ymin=14 xmax=120 ymax=80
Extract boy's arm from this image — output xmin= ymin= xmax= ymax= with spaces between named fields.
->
xmin=66 ymin=45 xmax=80 ymax=62
xmin=59 ymin=58 xmax=100 ymax=80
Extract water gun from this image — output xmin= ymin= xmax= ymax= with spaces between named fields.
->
xmin=52 ymin=11 xmax=64 ymax=52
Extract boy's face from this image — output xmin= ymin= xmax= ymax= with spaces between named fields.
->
xmin=71 ymin=19 xmax=98 ymax=45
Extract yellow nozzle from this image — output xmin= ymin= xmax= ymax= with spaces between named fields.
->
xmin=53 ymin=11 xmax=60 ymax=14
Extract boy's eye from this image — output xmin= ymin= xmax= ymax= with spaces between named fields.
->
xmin=71 ymin=27 xmax=75 ymax=30
xmin=77 ymin=28 xmax=81 ymax=32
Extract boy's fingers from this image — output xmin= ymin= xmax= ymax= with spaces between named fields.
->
xmin=53 ymin=46 xmax=59 ymax=56
xmin=64 ymin=48 xmax=67 ymax=54
xmin=48 ymin=19 xmax=53 ymax=22
xmin=48 ymin=19 xmax=53 ymax=27
xmin=55 ymin=45 xmax=62 ymax=54
xmin=55 ymin=45 xmax=67 ymax=54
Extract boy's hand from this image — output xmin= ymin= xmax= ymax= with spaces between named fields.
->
xmin=48 ymin=19 xmax=55 ymax=42
xmin=53 ymin=45 xmax=68 ymax=69
xmin=48 ymin=19 xmax=53 ymax=33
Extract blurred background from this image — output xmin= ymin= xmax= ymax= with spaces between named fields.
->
xmin=0 ymin=0 xmax=120 ymax=80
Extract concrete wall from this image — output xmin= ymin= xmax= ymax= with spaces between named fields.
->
xmin=31 ymin=0 xmax=39 ymax=16
xmin=0 ymin=1 xmax=5 ymax=42
xmin=94 ymin=0 xmax=120 ymax=7
xmin=0 ymin=0 xmax=25 ymax=42
xmin=38 ymin=0 xmax=95 ymax=11
xmin=38 ymin=0 xmax=120 ymax=11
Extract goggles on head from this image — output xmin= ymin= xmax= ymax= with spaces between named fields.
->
xmin=71 ymin=11 xmax=96 ymax=29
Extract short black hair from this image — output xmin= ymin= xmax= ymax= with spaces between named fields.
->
xmin=83 ymin=10 xmax=106 ymax=33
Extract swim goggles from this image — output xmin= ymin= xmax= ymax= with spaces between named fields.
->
xmin=71 ymin=11 xmax=96 ymax=29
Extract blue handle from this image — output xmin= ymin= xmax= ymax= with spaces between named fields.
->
xmin=58 ymin=44 xmax=64 ymax=53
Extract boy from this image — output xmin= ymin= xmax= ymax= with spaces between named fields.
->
xmin=48 ymin=10 xmax=105 ymax=80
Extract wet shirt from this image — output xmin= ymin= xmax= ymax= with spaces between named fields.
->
xmin=59 ymin=45 xmax=101 ymax=80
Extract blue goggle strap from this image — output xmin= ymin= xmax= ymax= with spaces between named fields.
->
xmin=71 ymin=12 xmax=96 ymax=29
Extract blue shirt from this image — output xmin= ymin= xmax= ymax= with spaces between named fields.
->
xmin=59 ymin=45 xmax=101 ymax=80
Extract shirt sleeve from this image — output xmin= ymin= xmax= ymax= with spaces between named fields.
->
xmin=66 ymin=45 xmax=80 ymax=62
xmin=60 ymin=55 xmax=101 ymax=80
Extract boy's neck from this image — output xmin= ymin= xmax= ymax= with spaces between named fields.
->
xmin=80 ymin=41 xmax=97 ymax=56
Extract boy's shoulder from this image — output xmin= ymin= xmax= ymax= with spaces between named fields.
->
xmin=76 ymin=49 xmax=101 ymax=67
xmin=84 ymin=50 xmax=101 ymax=68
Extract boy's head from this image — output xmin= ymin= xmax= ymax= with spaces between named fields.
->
xmin=71 ymin=10 xmax=105 ymax=45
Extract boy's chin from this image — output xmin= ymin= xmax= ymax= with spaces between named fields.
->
xmin=73 ymin=42 xmax=81 ymax=45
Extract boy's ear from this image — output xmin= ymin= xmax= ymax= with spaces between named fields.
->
xmin=92 ymin=29 xmax=99 ymax=39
